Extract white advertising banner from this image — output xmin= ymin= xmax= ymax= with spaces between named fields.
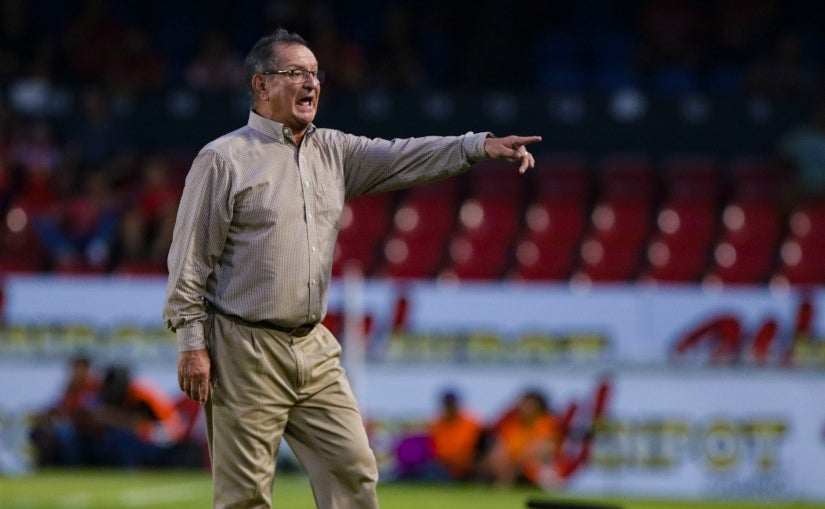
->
xmin=359 ymin=366 xmax=825 ymax=501
xmin=2 ymin=276 xmax=825 ymax=366
xmin=1 ymin=276 xmax=825 ymax=499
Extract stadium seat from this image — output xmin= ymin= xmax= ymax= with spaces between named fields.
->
xmin=333 ymin=193 xmax=393 ymax=276
xmin=771 ymin=203 xmax=825 ymax=286
xmin=376 ymin=180 xmax=459 ymax=279
xmin=719 ymin=200 xmax=781 ymax=249
xmin=772 ymin=239 xmax=825 ymax=286
xmin=470 ymin=159 xmax=524 ymax=199
xmin=524 ymin=198 xmax=587 ymax=247
xmin=640 ymin=238 xmax=709 ymax=283
xmin=704 ymin=241 xmax=775 ymax=285
xmin=505 ymin=196 xmax=585 ymax=281
xmin=661 ymin=155 xmax=720 ymax=201
xmin=532 ymin=154 xmax=590 ymax=200
xmin=439 ymin=161 xmax=524 ymax=280
xmin=728 ymin=155 xmax=787 ymax=201
xmin=597 ymin=153 xmax=654 ymax=201
xmin=703 ymin=198 xmax=781 ymax=285
xmin=590 ymin=198 xmax=651 ymax=245
xmin=509 ymin=239 xmax=576 ymax=281
xmin=654 ymin=199 xmax=717 ymax=248
xmin=574 ymin=236 xmax=644 ymax=282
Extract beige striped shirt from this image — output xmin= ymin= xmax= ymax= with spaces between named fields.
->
xmin=163 ymin=111 xmax=491 ymax=351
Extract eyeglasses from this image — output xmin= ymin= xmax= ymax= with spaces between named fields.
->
xmin=261 ymin=69 xmax=325 ymax=84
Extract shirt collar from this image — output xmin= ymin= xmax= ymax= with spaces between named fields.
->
xmin=247 ymin=110 xmax=316 ymax=143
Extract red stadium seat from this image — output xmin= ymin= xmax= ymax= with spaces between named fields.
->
xmin=380 ymin=234 xmax=446 ymax=279
xmin=771 ymin=203 xmax=825 ymax=286
xmin=654 ymin=199 xmax=717 ymax=246
xmin=661 ymin=154 xmax=720 ymax=201
xmin=333 ymin=193 xmax=393 ymax=276
xmin=719 ymin=200 xmax=781 ymax=249
xmin=589 ymin=198 xmax=651 ymax=245
xmin=574 ymin=236 xmax=644 ymax=282
xmin=509 ymin=239 xmax=576 ymax=281
xmin=376 ymin=180 xmax=459 ymax=279
xmin=728 ymin=155 xmax=787 ymax=201
xmin=533 ymin=154 xmax=590 ymax=199
xmin=597 ymin=153 xmax=654 ymax=200
xmin=772 ymin=239 xmax=825 ymax=286
xmin=525 ymin=198 xmax=587 ymax=246
xmin=640 ymin=238 xmax=709 ymax=283
xmin=470 ymin=159 xmax=524 ymax=199
xmin=704 ymin=241 xmax=775 ymax=285
xmin=703 ymin=198 xmax=781 ymax=285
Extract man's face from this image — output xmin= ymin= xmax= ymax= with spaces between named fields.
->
xmin=260 ymin=43 xmax=321 ymax=132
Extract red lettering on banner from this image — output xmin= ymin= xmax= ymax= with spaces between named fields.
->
xmin=671 ymin=293 xmax=820 ymax=366
xmin=554 ymin=377 xmax=612 ymax=480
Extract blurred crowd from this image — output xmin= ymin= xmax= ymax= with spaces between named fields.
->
xmin=1 ymin=0 xmax=824 ymax=274
xmin=29 ymin=355 xmax=206 ymax=468
xmin=393 ymin=389 xmax=569 ymax=489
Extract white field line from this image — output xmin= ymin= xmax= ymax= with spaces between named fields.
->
xmin=59 ymin=492 xmax=92 ymax=508
xmin=120 ymin=481 xmax=204 ymax=507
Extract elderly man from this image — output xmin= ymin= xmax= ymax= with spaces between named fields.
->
xmin=163 ymin=28 xmax=541 ymax=509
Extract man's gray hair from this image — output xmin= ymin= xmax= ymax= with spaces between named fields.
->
xmin=244 ymin=28 xmax=310 ymax=105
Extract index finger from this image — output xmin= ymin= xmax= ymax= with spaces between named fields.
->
xmin=513 ymin=135 xmax=542 ymax=146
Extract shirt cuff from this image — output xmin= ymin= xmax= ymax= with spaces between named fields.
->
xmin=463 ymin=132 xmax=493 ymax=163
xmin=176 ymin=324 xmax=207 ymax=352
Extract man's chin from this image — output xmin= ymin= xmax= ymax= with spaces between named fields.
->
xmin=294 ymin=109 xmax=316 ymax=125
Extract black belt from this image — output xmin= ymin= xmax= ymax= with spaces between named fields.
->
xmin=206 ymin=302 xmax=317 ymax=337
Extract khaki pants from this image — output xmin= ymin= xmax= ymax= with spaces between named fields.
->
xmin=205 ymin=312 xmax=379 ymax=509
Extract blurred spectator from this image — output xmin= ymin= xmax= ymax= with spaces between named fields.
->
xmin=373 ymin=4 xmax=424 ymax=89
xmin=747 ymin=32 xmax=816 ymax=99
xmin=9 ymin=121 xmax=62 ymax=219
xmin=62 ymin=0 xmax=125 ymax=82
xmin=778 ymin=95 xmax=825 ymax=203
xmin=185 ymin=30 xmax=245 ymax=93
xmin=7 ymin=39 xmax=70 ymax=117
xmin=29 ymin=354 xmax=101 ymax=466
xmin=118 ymin=155 xmax=179 ymax=265
xmin=638 ymin=0 xmax=707 ymax=88
xmin=710 ymin=0 xmax=778 ymax=67
xmin=478 ymin=389 xmax=560 ymax=486
xmin=33 ymin=172 xmax=119 ymax=270
xmin=311 ymin=25 xmax=367 ymax=93
xmin=428 ymin=390 xmax=483 ymax=481
xmin=0 ymin=0 xmax=31 ymax=84
xmin=106 ymin=27 xmax=165 ymax=97
xmin=90 ymin=364 xmax=186 ymax=467
xmin=11 ymin=121 xmax=61 ymax=176
xmin=64 ymin=86 xmax=135 ymax=184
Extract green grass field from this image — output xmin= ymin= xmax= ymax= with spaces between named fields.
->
xmin=2 ymin=469 xmax=824 ymax=509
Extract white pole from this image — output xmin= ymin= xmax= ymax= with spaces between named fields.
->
xmin=342 ymin=263 xmax=367 ymax=412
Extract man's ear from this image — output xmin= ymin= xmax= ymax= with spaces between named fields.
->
xmin=253 ymin=75 xmax=266 ymax=97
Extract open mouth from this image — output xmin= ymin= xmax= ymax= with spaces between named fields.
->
xmin=297 ymin=97 xmax=314 ymax=109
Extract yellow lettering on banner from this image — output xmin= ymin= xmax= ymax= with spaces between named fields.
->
xmin=704 ymin=421 xmax=740 ymax=470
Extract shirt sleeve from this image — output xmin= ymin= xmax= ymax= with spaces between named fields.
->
xmin=162 ymin=149 xmax=234 ymax=351
xmin=339 ymin=131 xmax=491 ymax=199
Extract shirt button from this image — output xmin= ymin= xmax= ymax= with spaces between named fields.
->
xmin=304 ymin=180 xmax=310 ymax=187
xmin=307 ymin=213 xmax=313 ymax=219
xmin=310 ymin=314 xmax=317 ymax=321
xmin=311 ymin=246 xmax=316 ymax=252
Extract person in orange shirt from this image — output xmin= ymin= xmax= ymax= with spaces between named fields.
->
xmin=30 ymin=354 xmax=101 ymax=465
xmin=480 ymin=389 xmax=560 ymax=486
xmin=429 ymin=390 xmax=483 ymax=480
xmin=91 ymin=364 xmax=185 ymax=466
